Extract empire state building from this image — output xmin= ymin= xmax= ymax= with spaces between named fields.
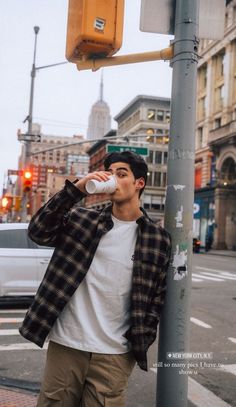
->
xmin=87 ymin=74 xmax=111 ymax=140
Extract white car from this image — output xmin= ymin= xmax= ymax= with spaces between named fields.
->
xmin=0 ymin=223 xmax=54 ymax=300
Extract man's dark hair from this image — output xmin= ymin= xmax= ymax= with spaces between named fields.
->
xmin=103 ymin=151 xmax=148 ymax=196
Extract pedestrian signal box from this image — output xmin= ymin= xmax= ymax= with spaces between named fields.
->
xmin=66 ymin=0 xmax=125 ymax=62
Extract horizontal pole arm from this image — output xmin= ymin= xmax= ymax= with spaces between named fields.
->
xmin=76 ymin=46 xmax=174 ymax=71
xmin=36 ymin=61 xmax=68 ymax=71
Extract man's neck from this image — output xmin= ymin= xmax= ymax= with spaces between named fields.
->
xmin=112 ymin=201 xmax=143 ymax=221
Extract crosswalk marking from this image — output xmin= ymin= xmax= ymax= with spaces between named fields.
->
xmin=220 ymin=364 xmax=236 ymax=376
xmin=0 ymin=329 xmax=19 ymax=336
xmin=192 ymin=273 xmax=224 ymax=282
xmin=196 ymin=266 xmax=236 ymax=276
xmin=192 ymin=277 xmax=204 ymax=282
xmin=0 ymin=309 xmax=27 ymax=314
xmin=0 ymin=342 xmax=48 ymax=351
xmin=190 ymin=317 xmax=212 ymax=328
xmin=221 ymin=271 xmax=236 ymax=277
xmin=228 ymin=337 xmax=236 ymax=344
xmin=0 ymin=317 xmax=23 ymax=323
xmin=201 ymin=272 xmax=236 ymax=281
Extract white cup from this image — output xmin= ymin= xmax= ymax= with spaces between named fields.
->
xmin=85 ymin=175 xmax=117 ymax=194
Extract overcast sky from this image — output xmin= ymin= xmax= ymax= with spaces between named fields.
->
xmin=0 ymin=0 xmax=173 ymax=192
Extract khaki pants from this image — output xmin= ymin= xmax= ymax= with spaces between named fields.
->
xmin=37 ymin=341 xmax=136 ymax=407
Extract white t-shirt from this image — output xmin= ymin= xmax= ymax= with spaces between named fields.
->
xmin=50 ymin=215 xmax=138 ymax=354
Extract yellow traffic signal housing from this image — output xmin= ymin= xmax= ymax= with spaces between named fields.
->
xmin=23 ymin=169 xmax=33 ymax=193
xmin=66 ymin=0 xmax=125 ymax=62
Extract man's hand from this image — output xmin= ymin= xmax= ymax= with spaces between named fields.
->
xmin=74 ymin=171 xmax=111 ymax=194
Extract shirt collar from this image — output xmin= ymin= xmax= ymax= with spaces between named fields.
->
xmin=100 ymin=204 xmax=152 ymax=229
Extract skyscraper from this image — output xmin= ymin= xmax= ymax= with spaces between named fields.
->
xmin=87 ymin=72 xmax=111 ymax=140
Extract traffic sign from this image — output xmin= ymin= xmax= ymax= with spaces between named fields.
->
xmin=140 ymin=0 xmax=225 ymax=40
xmin=8 ymin=169 xmax=20 ymax=176
xmin=106 ymin=144 xmax=149 ymax=156
xmin=17 ymin=130 xmax=41 ymax=142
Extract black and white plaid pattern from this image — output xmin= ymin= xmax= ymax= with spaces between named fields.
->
xmin=19 ymin=180 xmax=171 ymax=371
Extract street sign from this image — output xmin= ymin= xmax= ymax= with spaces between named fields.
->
xmin=7 ymin=170 xmax=21 ymax=176
xmin=140 ymin=0 xmax=225 ymax=40
xmin=17 ymin=131 xmax=41 ymax=142
xmin=140 ymin=0 xmax=175 ymax=35
xmin=106 ymin=144 xmax=149 ymax=156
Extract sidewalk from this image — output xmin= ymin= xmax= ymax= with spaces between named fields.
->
xmin=200 ymin=249 xmax=236 ymax=258
xmin=0 ymin=387 xmax=37 ymax=407
xmin=0 ymin=386 xmax=232 ymax=407
xmin=0 ymin=387 xmax=198 ymax=407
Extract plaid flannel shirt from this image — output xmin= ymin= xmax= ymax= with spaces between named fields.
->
xmin=19 ymin=180 xmax=171 ymax=371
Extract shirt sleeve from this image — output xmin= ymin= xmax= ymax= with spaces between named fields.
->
xmin=28 ymin=179 xmax=86 ymax=247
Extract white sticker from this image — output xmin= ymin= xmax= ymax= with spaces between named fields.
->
xmin=94 ymin=17 xmax=106 ymax=31
xmin=173 ymin=245 xmax=187 ymax=280
xmin=173 ymin=185 xmax=186 ymax=191
xmin=175 ymin=205 xmax=183 ymax=228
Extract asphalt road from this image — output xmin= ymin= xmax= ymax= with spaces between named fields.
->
xmin=0 ymin=253 xmax=235 ymax=407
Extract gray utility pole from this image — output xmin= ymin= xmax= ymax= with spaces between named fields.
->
xmin=25 ymin=26 xmax=40 ymax=166
xmin=156 ymin=1 xmax=199 ymax=406
xmin=21 ymin=26 xmax=40 ymax=223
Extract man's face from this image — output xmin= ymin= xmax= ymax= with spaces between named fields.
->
xmin=107 ymin=161 xmax=144 ymax=203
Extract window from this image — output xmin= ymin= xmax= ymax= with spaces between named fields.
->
xmin=198 ymin=96 xmax=206 ymax=120
xmin=155 ymin=151 xmax=162 ymax=164
xmin=214 ymin=86 xmax=224 ymax=112
xmin=157 ymin=110 xmax=164 ymax=121
xmin=147 ymin=109 xmax=155 ymax=120
xmin=196 ymin=127 xmax=203 ymax=149
xmin=165 ymin=111 xmax=171 ymax=123
xmin=154 ymin=172 xmax=161 ymax=186
xmin=162 ymin=172 xmax=167 ymax=187
xmin=146 ymin=172 xmax=152 ymax=186
xmin=146 ymin=150 xmax=154 ymax=164
xmin=0 ymin=229 xmax=32 ymax=249
xmin=214 ymin=50 xmax=225 ymax=79
xmin=198 ymin=64 xmax=207 ymax=91
xmin=163 ymin=152 xmax=168 ymax=164
xmin=214 ymin=118 xmax=221 ymax=128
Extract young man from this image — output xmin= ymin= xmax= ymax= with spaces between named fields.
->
xmin=20 ymin=151 xmax=171 ymax=407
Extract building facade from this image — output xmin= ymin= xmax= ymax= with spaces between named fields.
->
xmin=85 ymin=130 xmax=117 ymax=209
xmin=87 ymin=74 xmax=111 ymax=140
xmin=18 ymin=128 xmax=89 ymax=216
xmin=195 ymin=0 xmax=236 ymax=249
xmin=114 ymin=95 xmax=170 ymax=222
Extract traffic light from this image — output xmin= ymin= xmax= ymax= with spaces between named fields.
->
xmin=66 ymin=0 xmax=125 ymax=62
xmin=1 ymin=196 xmax=13 ymax=210
xmin=23 ymin=170 xmax=32 ymax=193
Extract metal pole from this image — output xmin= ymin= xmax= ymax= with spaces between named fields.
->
xmin=76 ymin=46 xmax=174 ymax=71
xmin=156 ymin=1 xmax=199 ymax=406
xmin=22 ymin=26 xmax=40 ymax=222
xmin=25 ymin=26 xmax=40 ymax=164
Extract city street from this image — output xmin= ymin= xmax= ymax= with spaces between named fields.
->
xmin=0 ymin=253 xmax=235 ymax=406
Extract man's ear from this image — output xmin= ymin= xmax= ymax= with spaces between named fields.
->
xmin=136 ymin=177 xmax=145 ymax=192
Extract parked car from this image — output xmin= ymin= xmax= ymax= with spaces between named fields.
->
xmin=193 ymin=238 xmax=201 ymax=253
xmin=0 ymin=223 xmax=54 ymax=300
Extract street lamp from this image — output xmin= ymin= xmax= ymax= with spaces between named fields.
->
xmin=24 ymin=26 xmax=40 ymax=165
xmin=21 ymin=27 xmax=68 ymax=222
